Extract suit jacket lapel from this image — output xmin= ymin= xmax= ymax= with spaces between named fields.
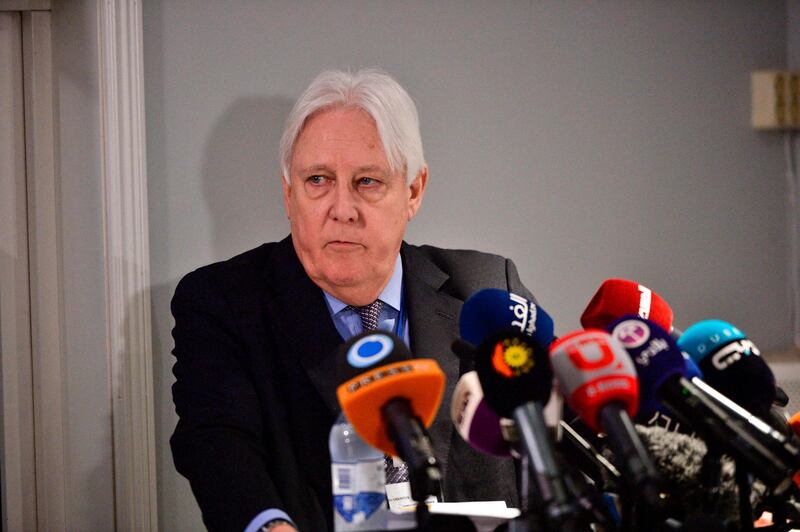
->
xmin=267 ymin=237 xmax=344 ymax=416
xmin=401 ymin=243 xmax=462 ymax=481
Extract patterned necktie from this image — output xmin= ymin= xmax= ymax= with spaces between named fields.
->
xmin=348 ymin=300 xmax=384 ymax=332
xmin=348 ymin=300 xmax=410 ymax=484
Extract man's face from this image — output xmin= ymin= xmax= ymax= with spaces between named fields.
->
xmin=282 ymin=106 xmax=427 ymax=305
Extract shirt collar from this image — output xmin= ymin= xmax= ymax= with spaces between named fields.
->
xmin=323 ymin=254 xmax=403 ymax=314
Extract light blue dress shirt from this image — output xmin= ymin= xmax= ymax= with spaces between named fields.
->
xmin=245 ymin=254 xmax=408 ymax=531
xmin=323 ymin=254 xmax=410 ymax=345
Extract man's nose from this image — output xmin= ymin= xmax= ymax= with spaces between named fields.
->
xmin=329 ymin=181 xmax=359 ymax=223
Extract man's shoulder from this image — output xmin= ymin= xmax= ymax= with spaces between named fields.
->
xmin=403 ymin=243 xmax=515 ymax=296
xmin=402 ymin=242 xmax=535 ymax=302
xmin=406 ymin=243 xmax=508 ymax=269
xmin=174 ymin=241 xmax=284 ymax=300
xmin=185 ymin=242 xmax=277 ymax=279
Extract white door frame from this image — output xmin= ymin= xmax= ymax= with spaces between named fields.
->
xmin=0 ymin=8 xmax=68 ymax=530
xmin=0 ymin=10 xmax=38 ymax=531
xmin=0 ymin=1 xmax=156 ymax=530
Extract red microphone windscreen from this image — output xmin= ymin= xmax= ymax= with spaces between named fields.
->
xmin=581 ymin=278 xmax=673 ymax=332
xmin=550 ymin=329 xmax=639 ymax=433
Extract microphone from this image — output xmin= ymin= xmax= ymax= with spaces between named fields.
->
xmin=682 ymin=351 xmax=703 ymax=381
xmin=790 ymin=412 xmax=800 ymax=438
xmin=677 ymin=320 xmax=776 ymax=418
xmin=549 ymin=329 xmax=664 ymax=512
xmin=606 ymin=316 xmax=684 ymax=427
xmin=635 ymin=424 xmax=767 ymax=528
xmin=608 ymin=315 xmax=800 ymax=494
xmin=473 ymin=328 xmax=554 ymax=419
xmin=450 ymin=371 xmax=513 ymax=458
xmin=765 ymin=404 xmax=795 ymax=440
xmin=450 ymin=371 xmax=623 ymax=491
xmin=578 ymin=279 xmax=697 ymax=433
xmin=557 ymin=421 xmax=622 ymax=491
xmin=775 ymin=386 xmax=790 ymax=408
xmin=336 ymin=330 xmax=445 ymax=503
xmin=459 ymin=288 xmax=554 ymax=348
xmin=472 ymin=327 xmax=585 ymax=528
xmin=458 ymin=288 xmax=563 ymax=429
xmin=581 ymin=278 xmax=673 ymax=333
xmin=636 ymin=351 xmax=701 ymax=434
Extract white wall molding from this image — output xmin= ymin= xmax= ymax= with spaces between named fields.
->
xmin=97 ymin=0 xmax=158 ymax=529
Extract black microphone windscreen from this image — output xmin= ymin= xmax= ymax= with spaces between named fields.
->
xmin=473 ymin=328 xmax=552 ymax=418
xmin=775 ymin=386 xmax=790 ymax=407
xmin=335 ymin=330 xmax=412 ymax=383
xmin=678 ymin=320 xmax=776 ymax=418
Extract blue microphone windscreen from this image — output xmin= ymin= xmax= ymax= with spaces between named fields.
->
xmin=607 ymin=315 xmax=686 ymax=422
xmin=678 ymin=320 xmax=775 ymax=416
xmin=676 ymin=320 xmax=746 ymax=365
xmin=459 ymin=289 xmax=554 ymax=348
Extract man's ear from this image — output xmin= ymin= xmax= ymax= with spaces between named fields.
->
xmin=407 ymin=167 xmax=428 ymax=221
xmin=281 ymin=175 xmax=292 ymax=219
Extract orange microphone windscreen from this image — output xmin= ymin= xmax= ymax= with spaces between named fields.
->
xmin=337 ymin=358 xmax=445 ymax=457
xmin=789 ymin=411 xmax=800 ymax=438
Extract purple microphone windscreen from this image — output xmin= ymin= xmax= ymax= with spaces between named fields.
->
xmin=459 ymin=289 xmax=554 ymax=348
xmin=450 ymin=371 xmax=511 ymax=457
xmin=682 ymin=351 xmax=703 ymax=380
xmin=677 ymin=320 xmax=776 ymax=417
xmin=607 ymin=315 xmax=687 ymax=423
xmin=474 ymin=328 xmax=553 ymax=418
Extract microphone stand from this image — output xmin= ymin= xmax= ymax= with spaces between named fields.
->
xmin=500 ymin=420 xmax=543 ymax=532
xmin=735 ymin=466 xmax=754 ymax=531
xmin=504 ymin=453 xmax=535 ymax=532
xmin=618 ymin=483 xmax=635 ymax=532
xmin=700 ymin=445 xmax=724 ymax=517
xmin=513 ymin=402 xmax=587 ymax=531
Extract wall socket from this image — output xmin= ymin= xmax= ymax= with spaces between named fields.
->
xmin=752 ymin=70 xmax=800 ymax=130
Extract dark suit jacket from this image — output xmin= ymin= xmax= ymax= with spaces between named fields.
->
xmin=170 ymin=236 xmax=536 ymax=531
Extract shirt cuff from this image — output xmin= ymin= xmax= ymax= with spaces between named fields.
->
xmin=243 ymin=508 xmax=295 ymax=532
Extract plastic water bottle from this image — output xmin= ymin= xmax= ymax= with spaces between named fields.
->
xmin=329 ymin=412 xmax=388 ymax=531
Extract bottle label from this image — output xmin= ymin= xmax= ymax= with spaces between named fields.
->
xmin=332 ymin=461 xmax=386 ymax=523
xmin=332 ymin=463 xmax=355 ymax=495
xmin=332 ymin=463 xmax=357 ymax=523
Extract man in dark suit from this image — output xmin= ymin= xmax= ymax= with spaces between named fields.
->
xmin=170 ymin=69 xmax=535 ymax=532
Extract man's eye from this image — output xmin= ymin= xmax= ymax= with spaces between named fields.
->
xmin=358 ymin=177 xmax=379 ymax=186
xmin=307 ymin=175 xmax=327 ymax=185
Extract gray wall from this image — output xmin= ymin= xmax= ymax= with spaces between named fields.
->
xmin=143 ymin=2 xmax=794 ymax=529
xmin=791 ymin=0 xmax=800 ymax=69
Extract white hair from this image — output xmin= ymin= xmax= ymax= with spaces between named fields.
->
xmin=280 ymin=68 xmax=426 ymax=184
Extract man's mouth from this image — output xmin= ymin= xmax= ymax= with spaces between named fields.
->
xmin=326 ymin=240 xmax=363 ymax=250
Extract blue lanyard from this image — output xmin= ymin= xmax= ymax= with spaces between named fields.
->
xmin=394 ymin=289 xmax=407 ymax=342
